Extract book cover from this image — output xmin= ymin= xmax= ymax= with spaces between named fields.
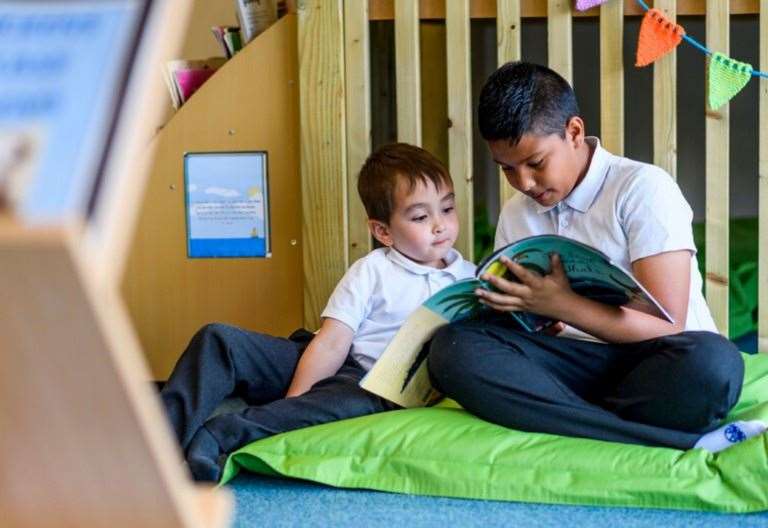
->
xmin=360 ymin=234 xmax=673 ymax=408
xmin=479 ymin=234 xmax=673 ymax=332
xmin=359 ymin=278 xmax=485 ymax=408
xmin=211 ymin=26 xmax=243 ymax=59
xmin=223 ymin=29 xmax=243 ymax=56
xmin=234 ymin=0 xmax=277 ymax=43
xmin=165 ymin=58 xmax=226 ymax=105
xmin=211 ymin=26 xmax=231 ymax=58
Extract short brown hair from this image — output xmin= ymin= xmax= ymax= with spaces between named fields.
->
xmin=357 ymin=143 xmax=453 ymax=223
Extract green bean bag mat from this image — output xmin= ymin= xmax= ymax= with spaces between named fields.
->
xmin=220 ymin=352 xmax=768 ymax=512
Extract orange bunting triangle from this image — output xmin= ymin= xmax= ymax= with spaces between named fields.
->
xmin=707 ymin=52 xmax=753 ymax=110
xmin=635 ymin=8 xmax=684 ymax=67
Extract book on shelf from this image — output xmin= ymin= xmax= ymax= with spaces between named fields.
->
xmin=164 ymin=58 xmax=227 ymax=109
xmin=211 ymin=25 xmax=243 ymax=59
xmin=359 ymin=234 xmax=673 ymax=408
xmin=234 ymin=0 xmax=277 ymax=44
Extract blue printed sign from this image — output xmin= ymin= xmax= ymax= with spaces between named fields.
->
xmin=0 ymin=1 xmax=145 ymax=224
xmin=184 ymin=152 xmax=270 ymax=259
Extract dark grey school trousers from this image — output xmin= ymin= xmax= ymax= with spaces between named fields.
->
xmin=427 ymin=316 xmax=744 ymax=449
xmin=160 ymin=323 xmax=397 ymax=481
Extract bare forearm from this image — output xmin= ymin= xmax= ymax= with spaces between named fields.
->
xmin=552 ymin=292 xmax=684 ymax=343
xmin=285 ymin=341 xmax=348 ymax=397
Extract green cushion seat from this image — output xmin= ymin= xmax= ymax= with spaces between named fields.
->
xmin=220 ymin=353 xmax=768 ymax=512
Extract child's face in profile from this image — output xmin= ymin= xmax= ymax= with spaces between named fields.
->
xmin=488 ymin=118 xmax=588 ymax=207
xmin=371 ymin=176 xmax=459 ymax=269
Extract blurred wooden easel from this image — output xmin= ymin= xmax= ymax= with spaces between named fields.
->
xmin=0 ymin=1 xmax=232 ymax=527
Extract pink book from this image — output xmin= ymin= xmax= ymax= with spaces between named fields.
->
xmin=173 ymin=68 xmax=217 ymax=102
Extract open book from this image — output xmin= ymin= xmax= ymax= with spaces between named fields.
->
xmin=359 ymin=234 xmax=673 ymax=408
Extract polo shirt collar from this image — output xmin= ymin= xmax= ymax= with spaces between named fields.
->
xmin=534 ymin=136 xmax=610 ymax=214
xmin=386 ymin=247 xmax=466 ymax=279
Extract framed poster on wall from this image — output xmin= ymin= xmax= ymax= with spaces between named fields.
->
xmin=183 ymin=151 xmax=270 ymax=258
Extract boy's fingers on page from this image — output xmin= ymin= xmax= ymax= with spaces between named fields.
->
xmin=477 ymin=289 xmax=525 ymax=309
xmin=542 ymin=321 xmax=566 ymax=336
xmin=479 ymin=275 xmax=529 ymax=297
xmin=506 ymin=260 xmax=540 ymax=285
xmin=550 ymin=253 xmax=566 ymax=276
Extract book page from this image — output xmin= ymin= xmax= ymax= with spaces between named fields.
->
xmin=360 ymin=306 xmax=447 ymax=408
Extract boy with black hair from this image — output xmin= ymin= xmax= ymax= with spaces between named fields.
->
xmin=161 ymin=143 xmax=475 ymax=482
xmin=428 ymin=61 xmax=766 ymax=453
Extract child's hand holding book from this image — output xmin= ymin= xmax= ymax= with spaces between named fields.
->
xmin=475 ymin=253 xmax=575 ymax=324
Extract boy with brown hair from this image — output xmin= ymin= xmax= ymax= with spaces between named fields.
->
xmin=161 ymin=143 xmax=476 ymax=481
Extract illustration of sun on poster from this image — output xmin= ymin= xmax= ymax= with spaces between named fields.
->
xmin=183 ymin=151 xmax=270 ymax=258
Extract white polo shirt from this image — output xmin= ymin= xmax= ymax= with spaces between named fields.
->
xmin=321 ymin=247 xmax=476 ymax=370
xmin=495 ymin=136 xmax=717 ymax=341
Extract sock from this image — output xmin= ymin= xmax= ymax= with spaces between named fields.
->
xmin=693 ymin=420 xmax=768 ymax=453
xmin=185 ymin=426 xmax=225 ymax=482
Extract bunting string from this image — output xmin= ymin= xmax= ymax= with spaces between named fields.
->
xmin=633 ymin=0 xmax=768 ymax=79
xmin=573 ymin=0 xmax=767 ymax=109
xmin=573 ymin=0 xmax=768 ymax=79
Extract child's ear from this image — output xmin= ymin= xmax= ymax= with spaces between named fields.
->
xmin=565 ymin=116 xmax=585 ymax=146
xmin=368 ymin=219 xmax=393 ymax=247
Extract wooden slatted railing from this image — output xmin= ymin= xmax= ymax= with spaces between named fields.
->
xmin=446 ymin=0 xmax=475 ymax=260
xmin=298 ymin=0 xmax=766 ymax=353
xmin=395 ymin=0 xmax=422 ymax=145
xmin=653 ymin=0 xmax=677 ymax=179
xmin=705 ymin=0 xmax=731 ymax=335
xmin=344 ymin=0 xmax=373 ymax=264
xmin=497 ymin=0 xmax=521 ymax=207
xmin=600 ymin=0 xmax=624 ymax=156
xmin=298 ymin=0 xmax=347 ymax=330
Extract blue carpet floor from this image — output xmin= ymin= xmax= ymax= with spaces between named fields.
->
xmin=228 ymin=473 xmax=768 ymax=527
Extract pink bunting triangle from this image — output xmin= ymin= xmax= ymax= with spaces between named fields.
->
xmin=575 ymin=0 xmax=610 ymax=11
xmin=635 ymin=8 xmax=685 ymax=67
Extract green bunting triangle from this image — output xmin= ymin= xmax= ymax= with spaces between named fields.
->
xmin=707 ymin=52 xmax=753 ymax=110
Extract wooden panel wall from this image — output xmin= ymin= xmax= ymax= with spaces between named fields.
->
xmin=653 ymin=0 xmax=677 ymax=179
xmin=705 ymin=0 xmax=730 ymax=334
xmin=547 ymin=0 xmax=572 ymax=84
xmin=298 ymin=1 xmax=348 ymax=331
xmin=122 ymin=17 xmax=303 ymax=378
xmin=497 ymin=0 xmax=521 ymax=208
xmin=396 ymin=0 xmax=422 ymax=145
xmin=599 ymin=0 xmax=623 ymax=156
xmin=446 ymin=0 xmax=474 ymax=260
xmin=344 ymin=0 xmax=373 ymax=264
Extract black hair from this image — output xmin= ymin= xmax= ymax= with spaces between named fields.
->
xmin=478 ymin=61 xmax=580 ymax=144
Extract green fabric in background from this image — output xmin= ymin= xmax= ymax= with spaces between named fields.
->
xmin=692 ymin=218 xmax=759 ymax=338
xmin=221 ymin=353 xmax=768 ymax=513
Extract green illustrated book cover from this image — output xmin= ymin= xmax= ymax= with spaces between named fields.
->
xmin=360 ymin=234 xmax=672 ymax=408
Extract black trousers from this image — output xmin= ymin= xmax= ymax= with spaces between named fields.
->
xmin=427 ymin=317 xmax=744 ymax=449
xmin=160 ymin=323 xmax=397 ymax=464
